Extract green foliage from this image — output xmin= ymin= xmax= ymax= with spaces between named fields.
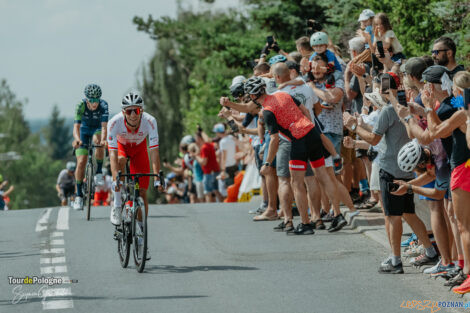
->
xmin=43 ymin=105 xmax=72 ymax=160
xmin=0 ymin=79 xmax=64 ymax=210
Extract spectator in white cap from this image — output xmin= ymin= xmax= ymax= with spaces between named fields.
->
xmin=357 ymin=9 xmax=375 ymax=49
xmin=213 ymin=123 xmax=238 ymax=187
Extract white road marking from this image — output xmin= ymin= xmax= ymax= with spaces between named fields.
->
xmin=40 ymin=257 xmax=66 ymax=264
xmin=35 ymin=208 xmax=52 ymax=232
xmin=56 ymin=207 xmax=69 ymax=230
xmin=50 ymin=232 xmax=64 ymax=237
xmin=41 ymin=266 xmax=67 ymax=274
xmin=42 ymin=288 xmax=72 ymax=297
xmin=42 ymin=300 xmax=74 ymax=310
xmin=40 ymin=248 xmax=65 ymax=254
xmin=50 ymin=239 xmax=65 ymax=246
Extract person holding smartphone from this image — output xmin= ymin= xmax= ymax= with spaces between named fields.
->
xmin=343 ymin=72 xmax=436 ymax=274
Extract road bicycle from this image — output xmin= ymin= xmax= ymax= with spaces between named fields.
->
xmin=114 ymin=163 xmax=164 ymax=273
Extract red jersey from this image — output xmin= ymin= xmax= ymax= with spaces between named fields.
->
xmin=200 ymin=143 xmax=220 ymax=174
xmin=262 ymin=91 xmax=314 ymax=140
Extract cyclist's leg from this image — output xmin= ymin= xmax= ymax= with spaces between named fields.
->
xmin=75 ymin=128 xmax=91 ymax=197
xmin=59 ymin=187 xmax=67 ymax=206
xmin=128 ymin=141 xmax=150 ymax=218
xmin=93 ymin=130 xmax=104 ymax=174
xmin=110 ymin=142 xmax=127 ymax=207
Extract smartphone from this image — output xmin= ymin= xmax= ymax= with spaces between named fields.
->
xmin=464 ymin=88 xmax=470 ymax=110
xmin=397 ymin=90 xmax=407 ymax=107
xmin=388 ymin=182 xmax=399 ymax=193
xmin=381 ymin=75 xmax=390 ymax=94
xmin=376 ymin=41 xmax=385 ymax=58
xmin=267 ymin=36 xmax=274 ymax=47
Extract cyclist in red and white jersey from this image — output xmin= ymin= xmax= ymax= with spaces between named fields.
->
xmin=107 ymin=92 xmax=163 ymax=228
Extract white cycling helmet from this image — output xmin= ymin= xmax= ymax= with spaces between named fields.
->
xmin=122 ymin=92 xmax=144 ymax=108
xmin=397 ymin=139 xmax=423 ymax=172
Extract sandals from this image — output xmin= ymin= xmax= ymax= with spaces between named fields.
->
xmin=273 ymin=220 xmax=294 ymax=232
xmin=358 ymin=200 xmax=378 ymax=210
xmin=253 ymin=213 xmax=279 ymax=221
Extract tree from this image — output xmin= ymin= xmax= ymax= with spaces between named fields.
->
xmin=43 ymin=105 xmax=72 ymax=160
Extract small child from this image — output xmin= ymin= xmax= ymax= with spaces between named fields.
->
xmin=309 ymin=31 xmax=342 ymax=73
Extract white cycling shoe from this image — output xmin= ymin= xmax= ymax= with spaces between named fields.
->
xmin=73 ymin=197 xmax=83 ymax=211
xmin=94 ymin=173 xmax=105 ymax=186
xmin=110 ymin=205 xmax=121 ymax=226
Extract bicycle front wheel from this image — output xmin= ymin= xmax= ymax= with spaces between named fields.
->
xmin=117 ymin=209 xmax=131 ymax=268
xmin=85 ymin=161 xmax=94 ymax=221
xmin=132 ymin=197 xmax=147 ymax=273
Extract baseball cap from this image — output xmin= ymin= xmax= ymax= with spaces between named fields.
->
xmin=420 ymin=65 xmax=450 ymax=84
xmin=399 ymin=57 xmax=428 ymax=79
xmin=285 ymin=60 xmax=300 ymax=73
xmin=358 ymin=9 xmax=375 ymax=22
xmin=212 ymin=123 xmax=225 ymax=133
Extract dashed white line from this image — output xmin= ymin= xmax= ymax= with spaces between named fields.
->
xmin=41 ymin=266 xmax=68 ymax=274
xmin=35 ymin=208 xmax=52 ymax=232
xmin=50 ymin=239 xmax=65 ymax=246
xmin=41 ymin=248 xmax=65 ymax=254
xmin=40 ymin=257 xmax=66 ymax=264
xmin=50 ymin=231 xmax=64 ymax=237
xmin=42 ymin=300 xmax=74 ymax=310
xmin=42 ymin=288 xmax=73 ymax=297
xmin=56 ymin=207 xmax=69 ymax=230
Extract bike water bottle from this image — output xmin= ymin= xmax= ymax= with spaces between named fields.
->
xmin=124 ymin=201 xmax=133 ymax=222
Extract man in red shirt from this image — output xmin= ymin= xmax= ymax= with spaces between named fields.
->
xmin=190 ymin=132 xmax=224 ymax=202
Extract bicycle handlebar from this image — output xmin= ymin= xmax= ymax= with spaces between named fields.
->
xmin=117 ymin=170 xmax=165 ymax=189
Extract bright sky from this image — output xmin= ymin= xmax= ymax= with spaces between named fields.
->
xmin=0 ymin=0 xmax=240 ymax=120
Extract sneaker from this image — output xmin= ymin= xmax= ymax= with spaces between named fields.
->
xmin=94 ymin=173 xmax=105 ymax=186
xmin=248 ymin=202 xmax=267 ymax=214
xmin=378 ymin=258 xmax=404 ymax=274
xmin=313 ymin=219 xmax=326 ymax=230
xmin=328 ymin=214 xmax=347 ymax=233
xmin=110 ymin=205 xmax=121 ymax=226
xmin=453 ymin=275 xmax=470 ymax=295
xmin=403 ymin=243 xmax=424 ymax=258
xmin=410 ymin=253 xmax=439 ymax=267
xmin=333 ymin=155 xmax=343 ymax=174
xmin=445 ymin=269 xmax=465 ymax=287
xmin=321 ymin=212 xmax=334 ymax=223
xmin=348 ymin=210 xmax=360 ymax=219
xmin=288 ymin=223 xmax=315 ymax=235
xmin=73 ymin=196 xmax=83 ymax=210
xmin=423 ymin=260 xmax=455 ymax=277
xmin=401 ymin=233 xmax=417 ymax=247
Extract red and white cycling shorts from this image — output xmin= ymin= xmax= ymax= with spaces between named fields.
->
xmin=117 ymin=139 xmax=150 ymax=190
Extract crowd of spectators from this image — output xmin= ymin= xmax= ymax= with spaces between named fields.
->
xmin=167 ymin=8 xmax=470 ymax=294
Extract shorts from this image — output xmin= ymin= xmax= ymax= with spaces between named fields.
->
xmin=379 ymin=169 xmax=415 ymax=216
xmin=203 ymin=172 xmax=220 ymax=194
xmin=60 ymin=184 xmax=75 ymax=201
xmin=451 ymin=160 xmax=470 ymax=193
xmin=289 ymin=128 xmax=325 ymax=171
xmin=225 ymin=165 xmax=238 ymax=186
xmin=0 ymin=197 xmax=4 ymax=210
xmin=324 ymin=132 xmax=342 ymax=156
xmin=277 ymin=139 xmax=313 ymax=177
xmin=370 ymin=162 xmax=380 ymax=191
xmin=79 ymin=124 xmax=101 ymax=148
xmin=355 ymin=148 xmax=368 ymax=159
xmin=262 ymin=132 xmax=277 ymax=167
xmin=253 ymin=145 xmax=263 ymax=172
xmin=117 ymin=139 xmax=150 ymax=190
xmin=195 ymin=181 xmax=204 ymax=199
xmin=419 ymin=181 xmax=438 ymax=201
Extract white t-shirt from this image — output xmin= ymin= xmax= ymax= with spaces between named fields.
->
xmin=375 ymin=30 xmax=403 ymax=54
xmin=219 ymin=135 xmax=237 ymax=167
xmin=107 ymin=112 xmax=159 ymax=150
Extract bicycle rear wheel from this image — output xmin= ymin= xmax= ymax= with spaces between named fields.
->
xmin=85 ymin=161 xmax=94 ymax=221
xmin=132 ymin=197 xmax=147 ymax=273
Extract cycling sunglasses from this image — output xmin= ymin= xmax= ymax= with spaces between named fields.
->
xmin=87 ymin=97 xmax=100 ymax=103
xmin=124 ymin=108 xmax=141 ymax=115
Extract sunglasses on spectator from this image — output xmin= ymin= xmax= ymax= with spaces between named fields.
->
xmin=124 ymin=108 xmax=141 ymax=115
xmin=431 ymin=49 xmax=449 ymax=55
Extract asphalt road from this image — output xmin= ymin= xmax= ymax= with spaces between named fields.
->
xmin=0 ymin=202 xmax=466 ymax=313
